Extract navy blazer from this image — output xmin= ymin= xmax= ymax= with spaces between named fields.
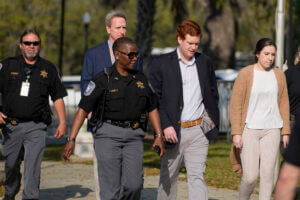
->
xmin=149 ymin=50 xmax=219 ymax=148
xmin=80 ymin=41 xmax=143 ymax=93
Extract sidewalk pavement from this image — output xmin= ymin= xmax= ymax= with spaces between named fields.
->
xmin=0 ymin=161 xmax=259 ymax=200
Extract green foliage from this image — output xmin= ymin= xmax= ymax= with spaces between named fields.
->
xmin=152 ymin=0 xmax=177 ymax=48
xmin=0 ymin=0 xmax=299 ymax=72
xmin=0 ymin=178 xmax=4 ymax=197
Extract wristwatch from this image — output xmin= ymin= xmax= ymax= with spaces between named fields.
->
xmin=66 ymin=137 xmax=76 ymax=142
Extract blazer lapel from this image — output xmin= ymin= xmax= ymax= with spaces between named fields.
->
xmin=170 ymin=50 xmax=183 ymax=86
xmin=104 ymin=41 xmax=113 ymax=67
xmin=195 ymin=53 xmax=206 ymax=95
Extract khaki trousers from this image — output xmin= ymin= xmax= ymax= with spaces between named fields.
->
xmin=239 ymin=127 xmax=280 ymax=200
xmin=157 ymin=125 xmax=209 ymax=200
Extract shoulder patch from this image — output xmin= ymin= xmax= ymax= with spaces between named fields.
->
xmin=84 ymin=81 xmax=96 ymax=96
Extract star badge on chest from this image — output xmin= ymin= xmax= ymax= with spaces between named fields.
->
xmin=40 ymin=70 xmax=48 ymax=78
xmin=136 ymin=81 xmax=145 ymax=89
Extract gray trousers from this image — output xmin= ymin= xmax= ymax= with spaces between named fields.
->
xmin=2 ymin=121 xmax=47 ymax=200
xmin=93 ymin=122 xmax=145 ymax=200
xmin=158 ymin=125 xmax=209 ymax=200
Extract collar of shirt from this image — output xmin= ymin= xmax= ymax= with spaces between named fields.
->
xmin=19 ymin=55 xmax=40 ymax=69
xmin=176 ymin=48 xmax=196 ymax=66
xmin=111 ymin=65 xmax=137 ymax=83
xmin=107 ymin=40 xmax=115 ymax=63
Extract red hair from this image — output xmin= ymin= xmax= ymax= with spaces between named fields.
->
xmin=176 ymin=19 xmax=202 ymax=40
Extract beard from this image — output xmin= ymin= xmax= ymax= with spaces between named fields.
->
xmin=23 ymin=51 xmax=38 ymax=61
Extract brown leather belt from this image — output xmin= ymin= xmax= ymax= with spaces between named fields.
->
xmin=179 ymin=118 xmax=202 ymax=128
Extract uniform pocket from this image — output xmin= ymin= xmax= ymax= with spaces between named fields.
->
xmin=106 ymin=90 xmax=125 ymax=112
xmin=136 ymin=92 xmax=148 ymax=110
xmin=6 ymin=75 xmax=22 ymax=94
xmin=39 ymin=79 xmax=49 ymax=97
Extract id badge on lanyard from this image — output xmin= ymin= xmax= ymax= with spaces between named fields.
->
xmin=20 ymin=80 xmax=30 ymax=97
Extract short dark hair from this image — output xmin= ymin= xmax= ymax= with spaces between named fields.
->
xmin=20 ymin=29 xmax=41 ymax=44
xmin=176 ymin=19 xmax=202 ymax=40
xmin=112 ymin=37 xmax=136 ymax=52
xmin=254 ymin=38 xmax=276 ymax=62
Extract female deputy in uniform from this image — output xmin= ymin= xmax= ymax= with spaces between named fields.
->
xmin=62 ymin=37 xmax=165 ymax=200
xmin=230 ymin=38 xmax=290 ymax=200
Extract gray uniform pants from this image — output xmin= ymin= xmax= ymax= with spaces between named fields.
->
xmin=2 ymin=121 xmax=47 ymax=200
xmin=93 ymin=122 xmax=145 ymax=200
xmin=157 ymin=125 xmax=209 ymax=200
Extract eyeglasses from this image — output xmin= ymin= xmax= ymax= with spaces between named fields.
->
xmin=22 ymin=41 xmax=40 ymax=46
xmin=117 ymin=50 xmax=139 ymax=59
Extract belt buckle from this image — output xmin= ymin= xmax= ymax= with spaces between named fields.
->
xmin=10 ymin=120 xmax=18 ymax=126
xmin=124 ymin=121 xmax=131 ymax=128
xmin=132 ymin=122 xmax=139 ymax=130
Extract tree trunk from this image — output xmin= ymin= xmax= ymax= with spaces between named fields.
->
xmin=202 ymin=0 xmax=237 ymax=69
xmin=136 ymin=0 xmax=156 ymax=73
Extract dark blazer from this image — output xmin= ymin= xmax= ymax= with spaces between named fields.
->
xmin=80 ymin=41 xmax=143 ymax=93
xmin=148 ymin=50 xmax=219 ymax=148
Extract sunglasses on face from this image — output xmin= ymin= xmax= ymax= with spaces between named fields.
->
xmin=117 ymin=50 xmax=139 ymax=59
xmin=22 ymin=41 xmax=40 ymax=46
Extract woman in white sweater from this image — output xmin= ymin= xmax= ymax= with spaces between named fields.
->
xmin=230 ymin=38 xmax=290 ymax=200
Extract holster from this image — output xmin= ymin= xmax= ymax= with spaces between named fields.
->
xmin=37 ymin=105 xmax=52 ymax=126
xmin=89 ymin=67 xmax=113 ymax=134
xmin=89 ymin=103 xmax=104 ymax=133
xmin=140 ymin=113 xmax=148 ymax=132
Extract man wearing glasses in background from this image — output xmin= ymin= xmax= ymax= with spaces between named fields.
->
xmin=0 ymin=29 xmax=67 ymax=200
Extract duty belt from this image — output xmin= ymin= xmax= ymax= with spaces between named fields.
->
xmin=104 ymin=120 xmax=141 ymax=130
xmin=4 ymin=118 xmax=31 ymax=126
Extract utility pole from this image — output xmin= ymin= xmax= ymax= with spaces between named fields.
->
xmin=275 ymin=0 xmax=285 ymax=70
xmin=274 ymin=0 xmax=286 ymax=186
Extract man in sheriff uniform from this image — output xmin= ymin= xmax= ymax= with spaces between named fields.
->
xmin=62 ymin=37 xmax=164 ymax=200
xmin=0 ymin=29 xmax=67 ymax=200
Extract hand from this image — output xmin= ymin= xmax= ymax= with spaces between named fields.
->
xmin=62 ymin=141 xmax=75 ymax=161
xmin=233 ymin=135 xmax=243 ymax=149
xmin=54 ymin=122 xmax=66 ymax=138
xmin=87 ymin=112 xmax=92 ymax=120
xmin=0 ymin=112 xmax=7 ymax=124
xmin=163 ymin=126 xmax=178 ymax=143
xmin=151 ymin=136 xmax=165 ymax=157
xmin=282 ymin=135 xmax=289 ymax=148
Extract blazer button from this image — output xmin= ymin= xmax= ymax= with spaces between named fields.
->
xmin=180 ymin=106 xmax=183 ymax=110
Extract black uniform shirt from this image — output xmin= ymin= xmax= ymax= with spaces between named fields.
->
xmin=79 ymin=66 xmax=157 ymax=121
xmin=285 ymin=64 xmax=300 ymax=115
xmin=0 ymin=55 xmax=67 ymax=120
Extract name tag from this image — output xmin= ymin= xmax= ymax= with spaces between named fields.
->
xmin=20 ymin=81 xmax=30 ymax=97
